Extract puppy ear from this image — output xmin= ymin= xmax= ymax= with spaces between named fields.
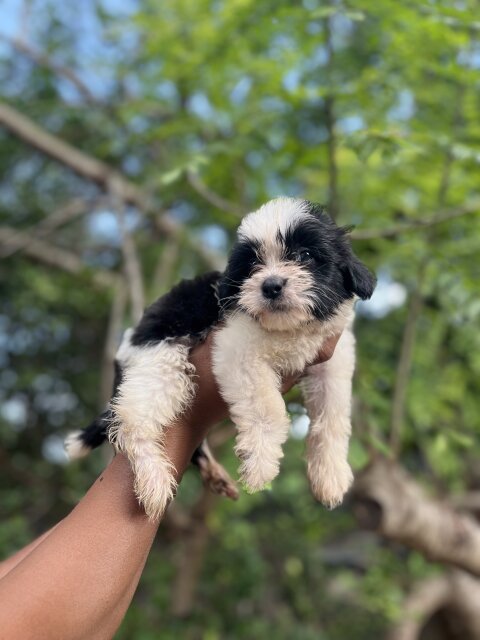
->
xmin=343 ymin=254 xmax=376 ymax=300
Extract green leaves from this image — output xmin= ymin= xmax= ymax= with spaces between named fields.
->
xmin=2 ymin=1 xmax=480 ymax=637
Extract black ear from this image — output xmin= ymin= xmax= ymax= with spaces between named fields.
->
xmin=343 ymin=254 xmax=376 ymax=300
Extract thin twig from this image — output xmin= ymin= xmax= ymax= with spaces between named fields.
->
xmin=351 ymin=202 xmax=480 ymax=241
xmin=18 ymin=0 xmax=32 ymax=42
xmin=151 ymin=241 xmax=179 ymax=297
xmin=110 ymin=187 xmax=145 ymax=324
xmin=388 ymin=102 xmax=462 ymax=457
xmin=187 ymin=170 xmax=245 ymax=217
xmin=325 ymin=16 xmax=339 ymax=220
xmin=388 ymin=274 xmax=425 ymax=457
xmin=99 ymin=283 xmax=127 ymax=407
xmin=0 ymin=33 xmax=97 ymax=104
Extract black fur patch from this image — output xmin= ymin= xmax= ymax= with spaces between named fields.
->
xmin=78 ymin=410 xmax=112 ymax=448
xmin=217 ymin=240 xmax=260 ymax=313
xmin=132 ymin=271 xmax=222 ymax=346
xmin=292 ymin=202 xmax=375 ymax=309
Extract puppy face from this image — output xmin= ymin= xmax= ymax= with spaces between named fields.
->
xmin=218 ymin=197 xmax=376 ymax=331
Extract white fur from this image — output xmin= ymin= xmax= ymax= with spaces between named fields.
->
xmin=110 ymin=336 xmax=196 ymax=520
xmin=300 ymin=326 xmax=356 ymax=508
xmin=238 ymin=197 xmax=310 ymax=246
xmin=64 ymin=430 xmax=90 ymax=460
xmin=212 ymin=301 xmax=355 ymax=495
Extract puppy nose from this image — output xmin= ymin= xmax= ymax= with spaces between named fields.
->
xmin=262 ymin=276 xmax=286 ymax=299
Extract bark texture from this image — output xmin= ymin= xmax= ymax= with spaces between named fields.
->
xmin=352 ymin=457 xmax=480 ymax=576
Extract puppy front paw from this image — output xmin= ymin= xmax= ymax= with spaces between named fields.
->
xmin=134 ymin=464 xmax=177 ymax=521
xmin=308 ymin=459 xmax=353 ymax=509
xmin=237 ymin=447 xmax=282 ymax=493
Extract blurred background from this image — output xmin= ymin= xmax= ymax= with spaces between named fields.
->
xmin=1 ymin=1 xmax=480 ymax=638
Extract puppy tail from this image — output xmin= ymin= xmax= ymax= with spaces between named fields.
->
xmin=64 ymin=409 xmax=112 ymax=460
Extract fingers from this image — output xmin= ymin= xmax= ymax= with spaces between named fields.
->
xmin=183 ymin=332 xmax=229 ymax=431
xmin=311 ymin=332 xmax=341 ymax=365
xmin=280 ymin=332 xmax=342 ymax=393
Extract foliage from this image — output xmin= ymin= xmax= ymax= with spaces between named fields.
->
xmin=1 ymin=0 xmax=480 ymax=637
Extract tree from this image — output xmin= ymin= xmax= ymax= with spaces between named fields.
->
xmin=1 ymin=1 xmax=480 ymax=637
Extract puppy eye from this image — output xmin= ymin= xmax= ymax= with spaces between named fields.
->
xmin=297 ymin=249 xmax=312 ymax=262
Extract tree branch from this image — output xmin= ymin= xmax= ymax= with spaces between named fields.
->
xmin=353 ymin=457 xmax=480 ymax=577
xmin=0 ymin=34 xmax=97 ymax=104
xmin=0 ymin=102 xmax=223 ymax=269
xmin=0 ymin=198 xmax=94 ymax=258
xmin=351 ymin=201 xmax=480 ymax=241
xmin=0 ymin=225 xmax=118 ymax=289
xmin=111 ymin=194 xmax=145 ymax=324
xmin=186 ymin=170 xmax=245 ymax=217
xmin=389 ymin=275 xmax=425 ymax=457
xmin=151 ymin=241 xmax=179 ymax=297
xmin=99 ymin=284 xmax=127 ymax=407
xmin=0 ymin=101 xmax=147 ymax=208
xmin=387 ymin=576 xmax=451 ymax=640
xmin=452 ymin=492 xmax=480 ymax=514
xmin=324 ymin=17 xmax=339 ymax=220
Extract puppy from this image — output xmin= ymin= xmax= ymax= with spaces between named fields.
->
xmin=65 ymin=197 xmax=375 ymax=520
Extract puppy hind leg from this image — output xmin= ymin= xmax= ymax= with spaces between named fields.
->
xmin=192 ymin=440 xmax=239 ymax=500
xmin=300 ymin=329 xmax=356 ymax=509
xmin=110 ymin=342 xmax=196 ymax=520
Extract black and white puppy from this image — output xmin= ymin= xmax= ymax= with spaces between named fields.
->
xmin=65 ymin=197 xmax=375 ymax=520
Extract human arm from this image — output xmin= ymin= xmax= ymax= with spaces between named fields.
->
xmin=0 ymin=332 xmax=340 ymax=640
